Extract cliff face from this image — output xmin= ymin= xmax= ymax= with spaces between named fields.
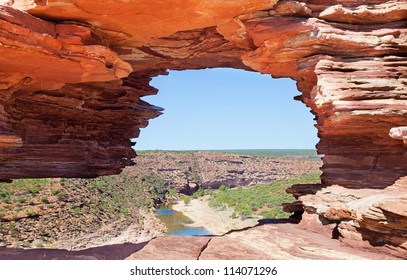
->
xmin=0 ymin=1 xmax=406 ymax=257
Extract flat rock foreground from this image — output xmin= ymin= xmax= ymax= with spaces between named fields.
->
xmin=0 ymin=223 xmax=400 ymax=260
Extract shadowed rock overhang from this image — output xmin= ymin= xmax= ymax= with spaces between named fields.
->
xmin=0 ymin=1 xmax=406 ymax=258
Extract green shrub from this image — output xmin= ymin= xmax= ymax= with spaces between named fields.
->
xmin=181 ymin=195 xmax=192 ymax=205
xmin=10 ymin=229 xmax=18 ymax=238
xmin=208 ymin=173 xmax=321 ymax=219
xmin=192 ymin=188 xmax=204 ymax=199
xmin=51 ymin=188 xmax=61 ymax=195
xmin=28 ymin=187 xmax=39 ymax=196
xmin=27 ymin=211 xmax=37 ymax=217
xmin=219 ymin=185 xmax=228 ymax=192
xmin=203 ymin=188 xmax=213 ymax=196
xmin=56 ymin=191 xmax=68 ymax=201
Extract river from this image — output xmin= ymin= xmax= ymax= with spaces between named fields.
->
xmin=155 ymin=205 xmax=212 ymax=236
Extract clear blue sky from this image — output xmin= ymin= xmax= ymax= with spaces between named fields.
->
xmin=134 ymin=68 xmax=318 ymax=150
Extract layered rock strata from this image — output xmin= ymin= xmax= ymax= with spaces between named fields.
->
xmin=0 ymin=1 xmax=406 ymax=256
xmin=287 ymin=178 xmax=407 ymax=258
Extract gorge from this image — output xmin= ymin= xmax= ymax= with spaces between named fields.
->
xmin=0 ymin=0 xmax=406 ymax=259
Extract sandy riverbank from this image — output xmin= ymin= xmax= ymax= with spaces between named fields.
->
xmin=172 ymin=196 xmax=259 ymax=235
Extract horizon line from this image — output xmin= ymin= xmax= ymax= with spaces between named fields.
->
xmin=135 ymin=148 xmax=317 ymax=151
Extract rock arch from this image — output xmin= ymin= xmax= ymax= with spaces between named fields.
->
xmin=0 ymin=1 xmax=406 ymax=257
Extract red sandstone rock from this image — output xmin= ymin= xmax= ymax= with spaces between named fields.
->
xmin=390 ymin=126 xmax=407 ymax=145
xmin=0 ymin=1 xmax=405 ymax=186
xmin=319 ymin=1 xmax=407 ymax=24
xmin=298 ymin=181 xmax=407 ymax=258
xmin=0 ymin=0 xmax=406 ymax=256
xmin=2 ymin=224 xmax=400 ymax=260
xmin=324 ymin=207 xmax=356 ymax=221
xmin=199 ymin=236 xmax=271 ymax=260
xmin=126 ymin=236 xmax=211 ymax=260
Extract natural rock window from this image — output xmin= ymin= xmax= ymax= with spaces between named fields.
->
xmin=137 ymin=68 xmax=318 ymax=151
xmin=0 ymin=0 xmax=405 ymax=258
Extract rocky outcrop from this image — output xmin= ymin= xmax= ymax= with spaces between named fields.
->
xmin=0 ymin=4 xmax=162 ymax=178
xmin=288 ymin=179 xmax=407 ymax=258
xmin=243 ymin=5 xmax=407 ymax=189
xmin=197 ymin=223 xmax=401 ymax=260
xmin=0 ymin=1 xmax=406 ymax=256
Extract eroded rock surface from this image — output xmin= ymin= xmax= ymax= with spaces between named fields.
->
xmin=0 ymin=0 xmax=406 ymax=256
xmin=289 ymin=177 xmax=407 ymax=258
xmin=199 ymin=223 xmax=401 ymax=260
xmin=126 ymin=236 xmax=211 ymax=260
xmin=2 ymin=223 xmax=399 ymax=260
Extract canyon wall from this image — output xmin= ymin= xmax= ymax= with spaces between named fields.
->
xmin=0 ymin=1 xmax=406 ymax=257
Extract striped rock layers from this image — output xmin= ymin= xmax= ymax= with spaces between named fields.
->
xmin=0 ymin=1 xmax=406 ymax=257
